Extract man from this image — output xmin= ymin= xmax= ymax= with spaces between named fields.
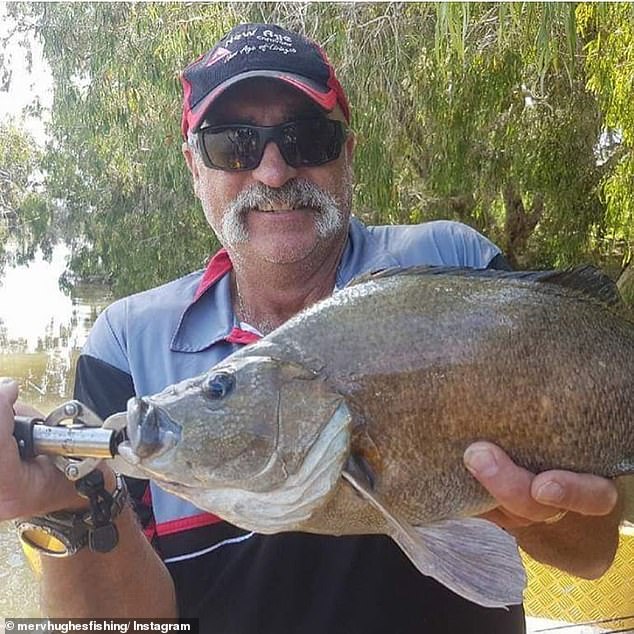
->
xmin=0 ymin=23 xmax=621 ymax=633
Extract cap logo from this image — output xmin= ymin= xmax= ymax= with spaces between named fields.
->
xmin=225 ymin=27 xmax=258 ymax=46
xmin=219 ymin=26 xmax=298 ymax=62
xmin=205 ymin=47 xmax=232 ymax=67
xmin=261 ymin=29 xmax=293 ymax=45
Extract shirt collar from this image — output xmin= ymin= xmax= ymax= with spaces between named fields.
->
xmin=193 ymin=248 xmax=232 ymax=301
xmin=170 ymin=217 xmax=399 ymax=353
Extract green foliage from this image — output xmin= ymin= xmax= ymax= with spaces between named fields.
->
xmin=8 ymin=2 xmax=239 ymax=293
xmin=582 ymin=2 xmax=634 ymax=264
xmin=617 ymin=262 xmax=634 ymax=308
xmin=1 ymin=2 xmax=633 ymax=294
xmin=0 ymin=123 xmax=34 ymax=216
xmin=0 ymin=122 xmax=48 ymax=270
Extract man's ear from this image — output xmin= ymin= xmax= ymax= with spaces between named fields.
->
xmin=182 ymin=141 xmax=201 ymax=197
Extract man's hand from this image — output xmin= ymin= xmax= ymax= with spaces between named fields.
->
xmin=0 ymin=378 xmax=86 ymax=520
xmin=464 ymin=440 xmax=618 ymax=528
xmin=464 ymin=440 xmax=622 ymax=578
xmin=1 ymin=378 xmax=177 ymax=617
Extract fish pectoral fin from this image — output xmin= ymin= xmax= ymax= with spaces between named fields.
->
xmin=341 ymin=470 xmax=525 ymax=608
xmin=394 ymin=517 xmax=526 ymax=609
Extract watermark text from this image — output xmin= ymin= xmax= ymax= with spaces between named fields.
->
xmin=3 ymin=619 xmax=197 ymax=634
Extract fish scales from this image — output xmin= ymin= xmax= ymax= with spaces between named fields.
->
xmin=257 ymin=272 xmax=634 ymax=528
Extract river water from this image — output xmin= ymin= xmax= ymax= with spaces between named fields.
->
xmin=0 ymin=247 xmax=111 ymax=617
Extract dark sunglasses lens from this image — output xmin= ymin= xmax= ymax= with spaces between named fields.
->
xmin=201 ymin=127 xmax=262 ymax=170
xmin=200 ymin=119 xmax=345 ymax=171
xmin=282 ymin=119 xmax=344 ymax=167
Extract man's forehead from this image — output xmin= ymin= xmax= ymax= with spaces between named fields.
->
xmin=202 ymin=78 xmax=326 ymax=125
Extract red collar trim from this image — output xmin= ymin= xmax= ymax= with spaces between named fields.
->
xmin=194 ymin=248 xmax=233 ymax=301
xmin=156 ymin=512 xmax=223 ymax=536
xmin=226 ymin=327 xmax=261 ymax=345
xmin=192 ymin=250 xmax=262 ymax=346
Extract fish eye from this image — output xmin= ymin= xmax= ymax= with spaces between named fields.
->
xmin=203 ymin=372 xmax=235 ymax=400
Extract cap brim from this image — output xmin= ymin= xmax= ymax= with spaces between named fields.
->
xmin=188 ymin=70 xmax=339 ymax=133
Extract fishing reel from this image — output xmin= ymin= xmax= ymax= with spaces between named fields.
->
xmin=14 ymin=400 xmax=127 ymax=480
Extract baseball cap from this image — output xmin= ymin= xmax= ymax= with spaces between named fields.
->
xmin=180 ymin=23 xmax=350 ymax=138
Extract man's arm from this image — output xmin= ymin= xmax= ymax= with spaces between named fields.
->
xmin=0 ymin=379 xmax=177 ymax=617
xmin=39 ymin=497 xmax=177 ymax=618
xmin=465 ymin=440 xmax=622 ymax=578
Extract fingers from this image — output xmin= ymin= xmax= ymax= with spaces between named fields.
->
xmin=0 ymin=378 xmax=19 ymax=441
xmin=0 ymin=378 xmax=77 ymax=519
xmin=0 ymin=377 xmax=19 ymax=409
xmin=0 ymin=378 xmax=28 ymax=518
xmin=464 ymin=441 xmax=618 ymax=529
xmin=0 ymin=378 xmax=25 ymax=474
xmin=14 ymin=401 xmax=43 ymax=418
xmin=0 ymin=378 xmax=43 ymax=418
xmin=464 ymin=441 xmax=559 ymax=524
xmin=531 ymin=470 xmax=618 ymax=516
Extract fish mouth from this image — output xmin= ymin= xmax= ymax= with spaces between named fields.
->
xmin=125 ymin=397 xmax=182 ymax=459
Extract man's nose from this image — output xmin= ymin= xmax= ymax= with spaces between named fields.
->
xmin=250 ymin=140 xmax=297 ymax=189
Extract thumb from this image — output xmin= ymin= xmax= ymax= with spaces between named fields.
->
xmin=0 ymin=378 xmax=19 ymax=415
xmin=0 ymin=379 xmax=41 ymax=418
xmin=0 ymin=378 xmax=20 ymax=457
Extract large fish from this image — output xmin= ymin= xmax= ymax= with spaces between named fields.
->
xmin=116 ymin=266 xmax=634 ymax=608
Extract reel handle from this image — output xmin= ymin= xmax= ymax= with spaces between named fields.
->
xmin=13 ymin=415 xmax=44 ymax=459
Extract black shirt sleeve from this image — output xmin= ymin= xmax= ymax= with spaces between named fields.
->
xmin=73 ymin=354 xmax=135 ymax=419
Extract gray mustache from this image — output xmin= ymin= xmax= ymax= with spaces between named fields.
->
xmin=229 ymin=179 xmax=336 ymax=215
xmin=220 ymin=178 xmax=345 ymax=245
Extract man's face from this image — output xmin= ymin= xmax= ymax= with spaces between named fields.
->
xmin=183 ymin=78 xmax=355 ymax=266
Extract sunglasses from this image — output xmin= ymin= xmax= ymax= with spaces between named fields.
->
xmin=196 ymin=118 xmax=347 ymax=172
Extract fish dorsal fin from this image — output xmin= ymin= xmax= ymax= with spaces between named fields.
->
xmin=341 ymin=469 xmax=526 ymax=608
xmin=533 ymin=265 xmax=624 ymax=309
xmin=346 ymin=264 xmax=628 ymax=313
